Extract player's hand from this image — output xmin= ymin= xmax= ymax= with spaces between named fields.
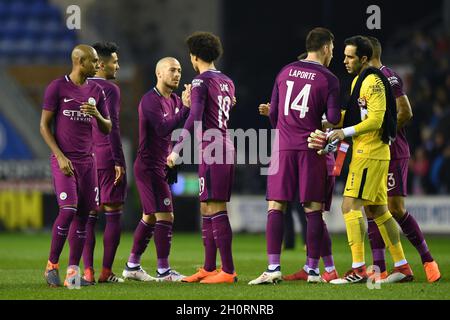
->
xmin=56 ymin=153 xmax=74 ymax=176
xmin=166 ymin=151 xmax=179 ymax=168
xmin=114 ymin=166 xmax=125 ymax=186
xmin=258 ymin=102 xmax=270 ymax=117
xmin=327 ymin=129 xmax=345 ymax=142
xmin=182 ymin=84 xmax=192 ymax=108
xmin=307 ymin=129 xmax=327 ymax=150
xmin=80 ymin=103 xmax=100 ymax=118
xmin=322 ymin=119 xmax=333 ymax=130
xmin=232 ymin=96 xmax=237 ymax=106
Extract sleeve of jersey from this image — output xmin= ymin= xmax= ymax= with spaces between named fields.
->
xmin=97 ymin=89 xmax=110 ymax=118
xmin=353 ymin=75 xmax=386 ymax=135
xmin=106 ymin=86 xmax=126 ymax=167
xmin=326 ymin=76 xmax=341 ymax=125
xmin=391 ymin=73 xmax=405 ymax=98
xmin=42 ymin=81 xmax=59 ymax=111
xmin=175 ymin=95 xmax=191 ymax=121
xmin=143 ymin=95 xmax=189 ymax=138
xmin=268 ymin=81 xmax=279 ymax=128
xmin=172 ymin=79 xmax=207 ymax=154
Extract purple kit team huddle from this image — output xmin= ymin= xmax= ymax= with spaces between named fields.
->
xmin=41 ymin=29 xmax=440 ymax=288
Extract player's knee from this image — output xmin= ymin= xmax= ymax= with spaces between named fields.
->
xmin=142 ymin=213 xmax=156 ymax=224
xmin=389 ymin=208 xmax=405 ymax=220
xmin=388 ymin=201 xmax=405 ymax=219
xmin=155 ymin=212 xmax=174 ymax=223
xmin=268 ymin=200 xmax=286 ymax=212
xmin=103 ymin=203 xmax=123 ymax=212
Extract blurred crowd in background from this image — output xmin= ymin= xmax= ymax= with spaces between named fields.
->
xmin=402 ymin=30 xmax=450 ymax=195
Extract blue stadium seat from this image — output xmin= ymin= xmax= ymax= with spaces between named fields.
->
xmin=0 ymin=0 xmax=78 ymax=63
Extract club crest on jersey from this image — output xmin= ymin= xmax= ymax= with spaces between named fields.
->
xmin=164 ymin=198 xmax=171 ymax=206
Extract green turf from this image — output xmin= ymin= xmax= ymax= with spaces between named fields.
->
xmin=0 ymin=232 xmax=448 ymax=300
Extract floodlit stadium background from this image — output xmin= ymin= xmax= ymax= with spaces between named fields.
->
xmin=0 ymin=0 xmax=449 ymax=234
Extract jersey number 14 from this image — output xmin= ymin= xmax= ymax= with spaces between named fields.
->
xmin=284 ymin=81 xmax=311 ymax=118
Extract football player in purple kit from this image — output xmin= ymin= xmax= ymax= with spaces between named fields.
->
xmin=167 ymin=32 xmax=238 ymax=284
xmin=122 ymin=57 xmax=190 ymax=282
xmin=249 ymin=27 xmax=341 ymax=285
xmin=41 ymin=44 xmax=112 ymax=287
xmin=79 ymin=42 xmax=126 ymax=284
xmin=365 ymin=36 xmax=440 ymax=283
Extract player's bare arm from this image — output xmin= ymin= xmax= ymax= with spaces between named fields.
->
xmin=40 ymin=109 xmax=74 ymax=176
xmin=396 ymin=95 xmax=413 ymax=129
xmin=80 ymin=102 xmax=112 ymax=134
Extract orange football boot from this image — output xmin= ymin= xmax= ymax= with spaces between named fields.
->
xmin=424 ymin=261 xmax=441 ymax=283
xmin=181 ymin=268 xmax=219 ymax=283
xmin=200 ymin=270 xmax=237 ymax=284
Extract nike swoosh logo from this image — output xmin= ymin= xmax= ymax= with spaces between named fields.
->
xmin=345 ymin=188 xmax=353 ymax=191
xmin=57 ymin=226 xmax=68 ymax=231
xmin=64 ymin=98 xmax=74 ymax=103
xmin=387 ymin=186 xmax=396 ymax=192
xmin=163 ymin=113 xmax=169 ymax=117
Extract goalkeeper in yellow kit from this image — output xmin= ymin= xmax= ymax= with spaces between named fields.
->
xmin=326 ymin=36 xmax=413 ymax=284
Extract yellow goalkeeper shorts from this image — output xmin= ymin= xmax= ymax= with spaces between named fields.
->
xmin=343 ymin=158 xmax=389 ymax=205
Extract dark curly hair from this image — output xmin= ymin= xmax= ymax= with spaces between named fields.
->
xmin=186 ymin=32 xmax=223 ymax=63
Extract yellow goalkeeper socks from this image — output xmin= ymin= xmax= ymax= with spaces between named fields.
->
xmin=343 ymin=210 xmax=366 ymax=266
xmin=374 ymin=211 xmax=406 ymax=265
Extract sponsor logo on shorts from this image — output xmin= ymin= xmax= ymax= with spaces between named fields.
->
xmin=164 ymin=198 xmax=171 ymax=206
xmin=60 ymin=192 xmax=68 ymax=200
xmin=88 ymin=97 xmax=96 ymax=105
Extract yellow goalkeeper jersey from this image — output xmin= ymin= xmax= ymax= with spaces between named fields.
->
xmin=350 ymin=73 xmax=390 ymax=160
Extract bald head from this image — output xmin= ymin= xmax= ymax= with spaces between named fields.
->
xmin=155 ymin=57 xmax=182 ymax=92
xmin=71 ymin=44 xmax=97 ymax=64
xmin=155 ymin=57 xmax=180 ymax=75
xmin=71 ymin=44 xmax=99 ymax=77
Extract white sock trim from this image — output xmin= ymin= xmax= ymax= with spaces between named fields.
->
xmin=268 ymin=264 xmax=280 ymax=271
xmin=394 ymin=259 xmax=408 ymax=267
xmin=352 ymin=262 xmax=365 ymax=269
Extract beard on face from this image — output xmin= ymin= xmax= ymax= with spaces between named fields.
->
xmin=165 ymin=79 xmax=179 ymax=90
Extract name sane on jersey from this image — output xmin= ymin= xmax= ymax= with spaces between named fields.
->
xmin=288 ymin=69 xmax=317 ymax=80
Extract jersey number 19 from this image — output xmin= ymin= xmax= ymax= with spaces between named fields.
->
xmin=218 ymin=95 xmax=231 ymax=128
xmin=284 ymin=81 xmax=311 ymax=118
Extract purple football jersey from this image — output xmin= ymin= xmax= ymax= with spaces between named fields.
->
xmin=137 ymin=87 xmax=189 ymax=169
xmin=269 ymin=60 xmax=341 ymax=151
xmin=380 ymin=66 xmax=410 ymax=160
xmin=90 ymin=77 xmax=126 ymax=169
xmin=173 ymin=70 xmax=236 ymax=154
xmin=42 ymin=75 xmax=109 ymax=162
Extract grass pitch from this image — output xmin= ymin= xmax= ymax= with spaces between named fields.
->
xmin=0 ymin=232 xmax=448 ymax=300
